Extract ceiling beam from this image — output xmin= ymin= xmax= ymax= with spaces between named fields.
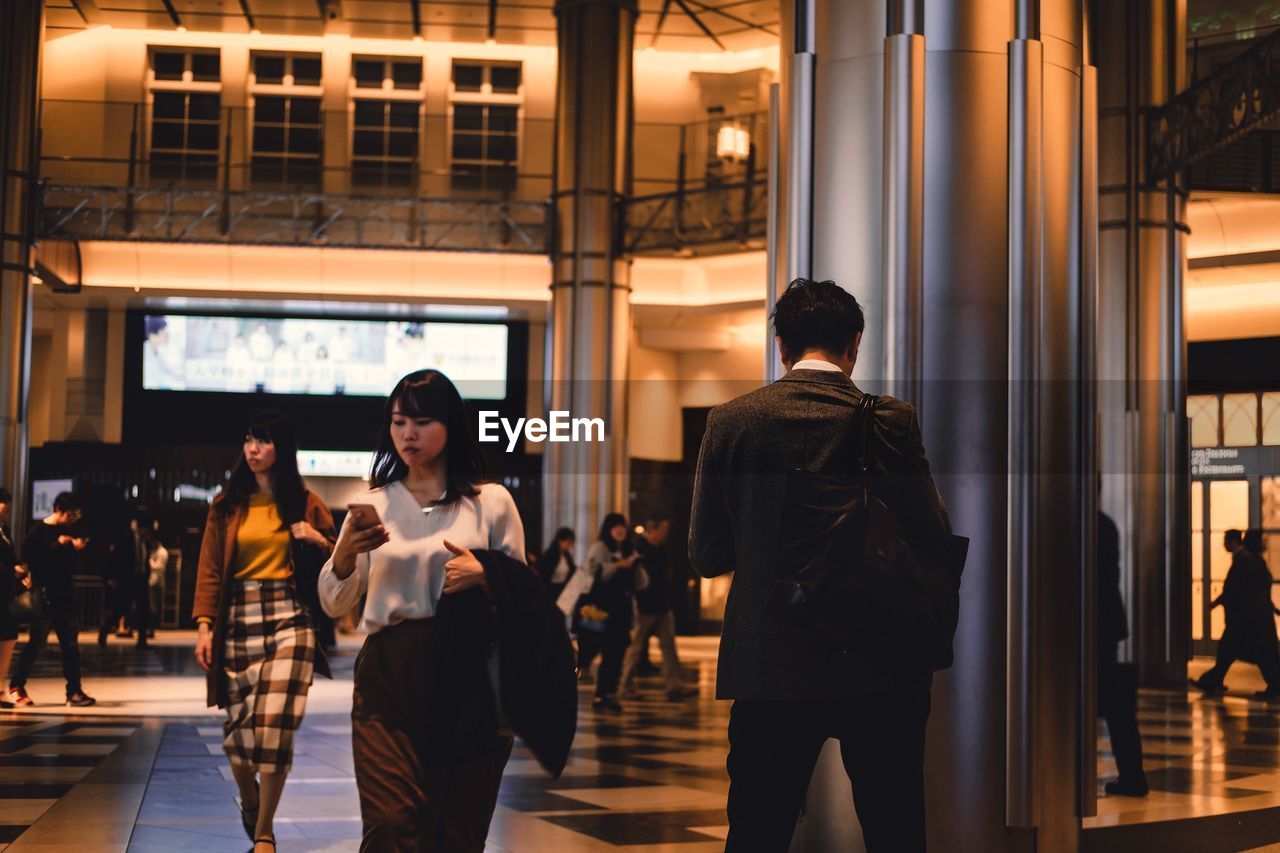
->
xmin=488 ymin=0 xmax=499 ymax=40
xmin=674 ymin=0 xmax=725 ymax=50
xmin=650 ymin=0 xmax=674 ymax=47
xmin=158 ymin=0 xmax=182 ymax=28
xmin=685 ymin=0 xmax=778 ymax=37
xmin=66 ymin=0 xmax=90 ymax=25
xmin=238 ymin=0 xmax=257 ymax=31
xmin=410 ymin=0 xmax=422 ymax=36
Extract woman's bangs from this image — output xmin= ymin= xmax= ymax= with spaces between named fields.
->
xmin=393 ymin=380 xmax=448 ymax=421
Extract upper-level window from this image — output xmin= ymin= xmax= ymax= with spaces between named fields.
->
xmin=350 ymin=57 xmax=424 ymax=190
xmin=449 ymin=60 xmax=522 ymax=193
xmin=250 ymin=52 xmax=324 ymax=188
xmin=353 ymin=57 xmax=423 ymax=92
xmin=1223 ymin=393 xmax=1259 ymax=447
xmin=1189 ymin=395 xmax=1221 ymax=448
xmin=148 ymin=47 xmax=222 ymax=184
xmin=252 ymin=52 xmax=321 ymax=87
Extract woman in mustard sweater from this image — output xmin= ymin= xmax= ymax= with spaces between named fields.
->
xmin=193 ymin=411 xmax=335 ymax=853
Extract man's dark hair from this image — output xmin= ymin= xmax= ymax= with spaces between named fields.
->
xmin=53 ymin=492 xmax=81 ymax=513
xmin=1244 ymin=529 xmax=1264 ymax=554
xmin=644 ymin=515 xmax=670 ymax=530
xmin=1226 ymin=529 xmax=1243 ymax=547
xmin=770 ymin=278 xmax=866 ymax=360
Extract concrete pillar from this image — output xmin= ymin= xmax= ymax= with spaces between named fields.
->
xmin=1096 ymin=0 xmax=1189 ymax=688
xmin=544 ymin=0 xmax=636 ymax=546
xmin=0 ymin=0 xmax=43 ymax=541
xmin=779 ymin=0 xmax=1093 ymax=849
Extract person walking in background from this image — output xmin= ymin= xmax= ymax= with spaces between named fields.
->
xmin=0 ymin=488 xmax=28 ymax=709
xmin=576 ymin=513 xmax=647 ymax=713
xmin=1096 ymin=508 xmax=1148 ymax=797
xmin=193 ymin=410 xmax=336 ymax=853
xmin=621 ymin=516 xmax=696 ymax=702
xmin=539 ymin=527 xmax=576 ymax=603
xmin=100 ymin=507 xmax=153 ymax=649
xmin=10 ymin=492 xmax=96 ymax=708
xmin=689 ymin=279 xmax=953 ymax=852
xmin=142 ymin=515 xmax=169 ymax=638
xmin=318 ymin=370 xmax=528 ymax=852
xmin=1192 ymin=529 xmax=1280 ymax=699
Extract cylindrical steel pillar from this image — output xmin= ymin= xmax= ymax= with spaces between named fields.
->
xmin=1096 ymin=0 xmax=1189 ymax=688
xmin=544 ymin=0 xmax=636 ymax=546
xmin=0 ymin=0 xmax=42 ymax=544
xmin=781 ymin=1 xmax=1091 ymax=850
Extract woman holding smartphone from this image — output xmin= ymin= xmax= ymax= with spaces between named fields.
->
xmin=576 ymin=513 xmax=645 ymax=712
xmin=319 ymin=369 xmax=526 ymax=853
xmin=193 ymin=411 xmax=336 ymax=853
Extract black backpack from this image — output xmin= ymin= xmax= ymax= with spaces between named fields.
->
xmin=767 ymin=393 xmax=968 ymax=672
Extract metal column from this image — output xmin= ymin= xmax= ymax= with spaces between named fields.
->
xmin=0 ymin=0 xmax=42 ymax=543
xmin=544 ymin=0 xmax=637 ymax=547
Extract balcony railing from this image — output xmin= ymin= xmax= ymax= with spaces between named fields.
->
xmin=40 ymin=183 xmax=551 ymax=253
xmin=38 ymin=99 xmax=770 ymax=255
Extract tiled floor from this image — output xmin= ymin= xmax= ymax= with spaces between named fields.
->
xmin=1 ymin=635 xmax=1279 ymax=850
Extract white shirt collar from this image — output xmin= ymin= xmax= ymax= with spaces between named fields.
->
xmin=792 ymin=358 xmax=846 ymax=374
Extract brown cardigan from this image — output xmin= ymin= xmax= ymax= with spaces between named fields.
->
xmin=194 ymin=490 xmax=336 ymax=708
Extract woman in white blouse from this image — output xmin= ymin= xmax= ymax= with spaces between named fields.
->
xmin=319 ymin=369 xmax=525 ymax=853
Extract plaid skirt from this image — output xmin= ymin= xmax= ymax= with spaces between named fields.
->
xmin=223 ymin=580 xmax=316 ymax=774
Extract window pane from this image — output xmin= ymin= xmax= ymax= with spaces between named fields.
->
xmin=451 ymin=162 xmax=482 ymax=188
xmin=191 ymin=52 xmax=220 ymax=82
xmin=1189 ymin=395 xmax=1220 ymax=448
xmin=251 ymin=156 xmax=286 ymax=183
xmin=255 ymin=96 xmax=286 ymax=123
xmin=490 ymin=65 xmax=521 ymax=93
xmin=188 ymin=93 xmax=221 ymax=121
xmin=452 ymin=133 xmax=483 ymax=160
xmin=354 ymin=100 xmax=385 ymax=128
xmin=254 ymin=125 xmax=285 ymax=152
xmin=453 ymin=63 xmax=483 ymax=92
xmin=354 ymin=60 xmax=384 ymax=88
xmin=153 ymin=92 xmax=186 ymax=119
xmin=1264 ymin=393 xmax=1280 ymax=445
xmin=187 ymin=123 xmax=220 ymax=151
xmin=153 ymin=51 xmax=185 ymax=81
xmin=288 ymin=126 xmax=321 ymax=154
xmin=487 ymin=134 xmax=516 ymax=163
xmin=453 ymin=104 xmax=484 ymax=131
xmin=1209 ymin=479 xmax=1250 ymax=536
xmin=353 ymin=130 xmax=385 ymax=157
xmin=389 ymin=101 xmax=418 ymax=128
xmin=488 ymin=106 xmax=518 ymax=133
xmin=151 ymin=122 xmax=183 ymax=149
xmin=387 ymin=130 xmax=417 ymax=158
xmin=352 ymin=160 xmax=385 ymax=186
xmin=1263 ymin=477 xmax=1280 ymax=529
xmin=392 ymin=61 xmax=422 ymax=90
xmin=289 ymin=97 xmax=321 ymax=126
xmin=254 ymin=55 xmax=286 ymax=84
xmin=1223 ymin=393 xmax=1259 ymax=447
xmin=293 ymin=56 xmax=322 ymax=86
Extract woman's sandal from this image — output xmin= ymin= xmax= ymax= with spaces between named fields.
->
xmin=252 ymin=834 xmax=276 ymax=851
xmin=240 ymin=781 xmax=260 ymax=842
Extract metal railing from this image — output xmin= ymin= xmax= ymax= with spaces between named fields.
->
xmin=626 ymin=176 xmax=768 ymax=254
xmin=40 ymin=183 xmax=552 ymax=253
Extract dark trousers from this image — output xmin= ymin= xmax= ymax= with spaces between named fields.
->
xmin=101 ymin=575 xmax=151 ymax=641
xmin=11 ymin=587 xmax=83 ymax=696
xmin=725 ymin=688 xmax=931 ymax=853
xmin=1202 ymin=624 xmax=1280 ymax=690
xmin=352 ymin=619 xmax=512 ymax=853
xmin=1098 ymin=643 xmax=1146 ymax=785
xmin=577 ymin=629 xmax=628 ymax=698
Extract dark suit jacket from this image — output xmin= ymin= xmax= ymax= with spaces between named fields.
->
xmin=689 ymin=368 xmax=951 ymax=701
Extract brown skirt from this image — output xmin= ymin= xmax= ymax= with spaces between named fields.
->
xmin=352 ymin=618 xmax=513 ymax=853
xmin=222 ymin=580 xmax=316 ymax=774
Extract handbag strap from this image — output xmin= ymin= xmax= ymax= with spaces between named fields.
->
xmin=851 ymin=392 xmax=879 ymax=473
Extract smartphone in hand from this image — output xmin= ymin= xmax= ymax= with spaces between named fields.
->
xmin=347 ymin=504 xmax=383 ymax=531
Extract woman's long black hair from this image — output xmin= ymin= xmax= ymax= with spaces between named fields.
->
xmin=368 ymin=370 xmax=486 ymax=502
xmin=217 ymin=410 xmax=308 ymax=526
xmin=597 ymin=512 xmax=633 ymax=557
